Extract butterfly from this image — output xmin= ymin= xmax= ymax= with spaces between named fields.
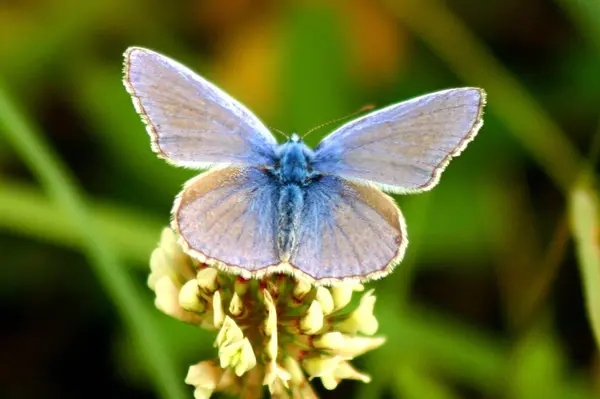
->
xmin=123 ymin=47 xmax=486 ymax=285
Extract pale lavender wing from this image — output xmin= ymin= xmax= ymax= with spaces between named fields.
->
xmin=290 ymin=177 xmax=406 ymax=283
xmin=313 ymin=88 xmax=486 ymax=193
xmin=173 ymin=167 xmax=280 ymax=274
xmin=123 ymin=47 xmax=277 ymax=169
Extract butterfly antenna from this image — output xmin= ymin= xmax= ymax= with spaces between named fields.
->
xmin=269 ymin=126 xmax=290 ymax=141
xmin=302 ymin=104 xmax=376 ymax=140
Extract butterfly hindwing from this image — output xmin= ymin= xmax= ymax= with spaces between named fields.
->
xmin=173 ymin=167 xmax=280 ymax=274
xmin=290 ymin=176 xmax=406 ymax=283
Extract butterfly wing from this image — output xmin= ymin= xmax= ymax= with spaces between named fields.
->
xmin=312 ymin=88 xmax=485 ymax=193
xmin=289 ymin=176 xmax=406 ymax=284
xmin=173 ymin=166 xmax=281 ymax=274
xmin=124 ymin=47 xmax=277 ymax=169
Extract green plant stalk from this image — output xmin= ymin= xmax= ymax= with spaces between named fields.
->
xmin=570 ymin=179 xmax=600 ymax=349
xmin=0 ymin=180 xmax=161 ymax=265
xmin=386 ymin=0 xmax=581 ymax=193
xmin=0 ymin=84 xmax=187 ymax=399
xmin=556 ymin=0 xmax=600 ymax=353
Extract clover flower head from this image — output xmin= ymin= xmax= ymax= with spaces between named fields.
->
xmin=150 ymin=227 xmax=386 ymax=398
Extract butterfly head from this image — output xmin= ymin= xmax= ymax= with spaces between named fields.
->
xmin=289 ymin=133 xmax=302 ymax=143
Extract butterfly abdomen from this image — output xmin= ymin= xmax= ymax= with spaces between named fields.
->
xmin=277 ymin=184 xmax=303 ymax=262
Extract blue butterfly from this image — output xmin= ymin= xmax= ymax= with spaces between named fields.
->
xmin=123 ymin=47 xmax=486 ymax=285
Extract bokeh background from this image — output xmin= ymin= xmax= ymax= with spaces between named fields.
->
xmin=1 ymin=0 xmax=600 ymax=398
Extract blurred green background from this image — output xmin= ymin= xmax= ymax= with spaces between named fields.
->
xmin=1 ymin=0 xmax=600 ymax=398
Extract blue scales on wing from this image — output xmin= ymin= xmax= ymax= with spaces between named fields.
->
xmin=312 ymin=88 xmax=485 ymax=193
xmin=173 ymin=167 xmax=280 ymax=272
xmin=124 ymin=47 xmax=277 ymax=169
xmin=289 ymin=176 xmax=406 ymax=282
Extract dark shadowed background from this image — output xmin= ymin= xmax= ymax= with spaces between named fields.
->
xmin=1 ymin=0 xmax=600 ymax=398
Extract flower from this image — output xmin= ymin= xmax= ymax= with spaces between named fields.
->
xmin=150 ymin=227 xmax=387 ymax=399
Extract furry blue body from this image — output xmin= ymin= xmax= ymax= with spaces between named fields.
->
xmin=270 ymin=134 xmax=318 ymax=261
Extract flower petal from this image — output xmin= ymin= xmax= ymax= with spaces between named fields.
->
xmin=215 ymin=316 xmax=244 ymax=349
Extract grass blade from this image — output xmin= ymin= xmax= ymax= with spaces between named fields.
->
xmin=0 ymin=83 xmax=187 ymax=399
xmin=570 ymin=178 xmax=600 ymax=349
xmin=0 ymin=181 xmax=161 ymax=265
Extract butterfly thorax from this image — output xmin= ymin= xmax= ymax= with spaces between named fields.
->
xmin=274 ymin=135 xmax=317 ymax=186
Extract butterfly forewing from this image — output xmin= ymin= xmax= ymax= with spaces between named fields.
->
xmin=123 ymin=47 xmax=277 ymax=169
xmin=313 ymin=88 xmax=485 ymax=193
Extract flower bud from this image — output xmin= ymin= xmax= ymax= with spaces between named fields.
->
xmin=212 ymin=290 xmax=225 ymax=328
xmin=316 ymin=287 xmax=334 ymax=315
xmin=197 ymin=267 xmax=218 ymax=293
xmin=228 ymin=293 xmax=244 ymax=317
xmin=179 ymin=280 xmax=205 ymax=313
xmin=300 ymin=301 xmax=324 ymax=334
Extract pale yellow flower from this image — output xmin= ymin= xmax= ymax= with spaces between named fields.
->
xmin=150 ymin=227 xmax=387 ymax=398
